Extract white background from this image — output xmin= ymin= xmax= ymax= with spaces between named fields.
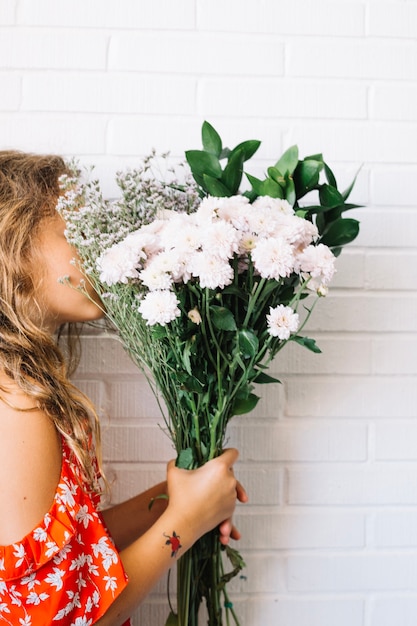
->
xmin=1 ymin=1 xmax=417 ymax=624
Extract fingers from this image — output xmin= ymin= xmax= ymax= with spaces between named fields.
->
xmin=236 ymin=480 xmax=249 ymax=504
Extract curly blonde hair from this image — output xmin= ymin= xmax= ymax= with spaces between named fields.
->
xmin=0 ymin=150 xmax=103 ymax=494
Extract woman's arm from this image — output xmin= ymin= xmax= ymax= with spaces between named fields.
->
xmin=100 ymin=481 xmax=168 ymax=551
xmin=95 ymin=449 xmax=243 ymax=626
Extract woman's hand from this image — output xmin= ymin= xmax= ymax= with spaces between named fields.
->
xmin=166 ymin=448 xmax=247 ymax=544
xmin=218 ymin=480 xmax=248 ymax=545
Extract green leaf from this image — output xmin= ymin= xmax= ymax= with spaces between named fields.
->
xmin=181 ymin=375 xmax=204 ymax=393
xmin=320 ymin=218 xmax=360 ymax=247
xmin=202 ymin=174 xmax=231 ymax=197
xmin=221 ymin=147 xmax=245 ymax=195
xmin=253 ymin=371 xmax=281 ymax=384
xmin=209 ymin=306 xmax=237 ymax=331
xmin=229 ymin=139 xmax=261 ymax=162
xmin=274 ymin=145 xmax=299 ymax=175
xmin=238 ymin=329 xmax=259 ymax=358
xmin=151 ymin=324 xmax=168 ymax=339
xmin=232 ymin=393 xmax=260 ymax=415
xmin=324 ymin=162 xmax=337 ymax=188
xmin=285 ymin=174 xmax=296 ymax=206
xmin=267 ymin=166 xmax=285 ymax=185
xmin=201 ymin=121 xmax=222 ymax=157
xmin=185 ymin=150 xmax=222 ymax=179
xmin=246 ymin=173 xmax=284 ymax=198
xmin=165 ymin=611 xmax=178 ymax=626
xmin=293 ymin=159 xmax=322 ymax=198
xmin=319 ymin=184 xmax=345 ymax=208
xmin=292 ymin=335 xmax=322 ymax=353
xmin=176 ymin=448 xmax=195 ymax=469
xmin=342 ymin=165 xmax=362 ymax=201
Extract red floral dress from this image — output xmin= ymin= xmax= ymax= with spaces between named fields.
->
xmin=0 ymin=441 xmax=131 ymax=626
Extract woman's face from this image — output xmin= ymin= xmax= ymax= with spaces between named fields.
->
xmin=35 ymin=214 xmax=104 ymax=331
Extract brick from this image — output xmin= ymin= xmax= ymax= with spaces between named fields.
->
xmin=287 ymin=552 xmax=417 ymax=592
xmin=197 ymin=78 xmax=367 ymax=119
xmin=22 ymin=73 xmax=197 ymax=115
xmin=286 ymin=376 xmax=417 ymax=418
xmin=365 ymin=251 xmax=417 ymax=290
xmin=375 ymin=421 xmax=417 ymax=460
xmin=0 ymin=113 xmax=107 ymax=154
xmin=371 ymin=596 xmax=417 ymax=626
xmin=109 ymin=32 xmax=284 ymax=76
xmin=107 ymin=115 xmax=289 ymax=160
xmin=102 ymin=424 xmax=174 ymax=462
xmin=288 ymin=465 xmax=417 ymax=505
xmin=103 ymin=380 xmax=162 ymax=420
xmin=331 ymin=250 xmax=366 ymax=289
xmin=230 ymin=418 xmax=367 ymax=462
xmin=372 ymin=337 xmax=417 ymax=375
xmin=354 ymin=207 xmax=417 ymax=248
xmin=287 ymin=39 xmax=417 ymax=81
xmin=275 ymin=336 xmax=372 ymax=375
xmin=0 ymin=1 xmax=16 ymax=24
xmin=304 ymin=292 xmax=417 ymax=332
xmin=0 ymin=28 xmax=107 ymax=70
xmin=197 ymin=0 xmax=365 ymax=36
xmin=234 ymin=510 xmax=365 ymax=550
xmin=374 ymin=511 xmax=417 ymax=548
xmin=0 ymin=74 xmax=21 ymax=110
xmin=287 ymin=122 xmax=417 ymax=164
xmin=371 ymin=83 xmax=417 ymax=122
xmin=101 ymin=464 xmax=167 ymax=505
xmin=371 ymin=167 xmax=417 ymax=206
xmin=17 ymin=0 xmax=195 ymax=29
xmin=242 ymin=596 xmax=365 ymax=626
xmin=77 ymin=335 xmax=138 ymax=375
xmin=368 ymin=3 xmax=417 ymax=38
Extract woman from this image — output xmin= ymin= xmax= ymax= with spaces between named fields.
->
xmin=0 ymin=151 xmax=246 ymax=625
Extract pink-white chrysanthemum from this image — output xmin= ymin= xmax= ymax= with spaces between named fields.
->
xmin=188 ymin=251 xmax=234 ymax=289
xmin=274 ymin=214 xmax=318 ymax=249
xmin=137 ymin=290 xmax=180 ymax=326
xmin=266 ymin=305 xmax=300 ymax=340
xmin=251 ymin=237 xmax=295 ymax=279
xmin=252 ymin=196 xmax=294 ymax=216
xmin=296 ymin=243 xmax=336 ymax=287
xmin=200 ymin=220 xmax=241 ymax=260
xmin=97 ymin=242 xmax=144 ymax=285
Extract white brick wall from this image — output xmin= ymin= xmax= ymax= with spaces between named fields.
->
xmin=2 ymin=1 xmax=416 ymax=624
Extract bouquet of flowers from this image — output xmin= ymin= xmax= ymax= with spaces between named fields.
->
xmin=58 ymin=122 xmax=360 ymax=626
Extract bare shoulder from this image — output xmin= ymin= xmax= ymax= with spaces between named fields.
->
xmin=0 ymin=394 xmax=62 ymax=545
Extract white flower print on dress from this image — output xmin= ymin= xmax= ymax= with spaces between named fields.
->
xmin=44 ymin=567 xmax=65 ymax=591
xmin=12 ymin=545 xmax=26 ymax=568
xmin=75 ymin=505 xmax=94 ymax=529
xmin=0 ymin=440 xmax=129 ymax=625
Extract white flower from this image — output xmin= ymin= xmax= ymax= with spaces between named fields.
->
xmin=200 ymin=220 xmax=240 ymax=260
xmin=139 ymin=251 xmax=179 ymax=291
xmin=97 ymin=241 xmax=143 ymax=285
xmin=275 ymin=214 xmax=318 ymax=249
xmin=245 ymin=206 xmax=277 ymax=237
xmin=137 ymin=290 xmax=181 ymax=326
xmin=252 ymin=196 xmax=294 ymax=215
xmin=161 ymin=220 xmax=201 ymax=255
xmin=266 ymin=305 xmax=299 ymax=340
xmin=251 ymin=237 xmax=295 ymax=279
xmin=188 ymin=251 xmax=234 ymax=289
xmin=296 ymin=243 xmax=336 ymax=287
